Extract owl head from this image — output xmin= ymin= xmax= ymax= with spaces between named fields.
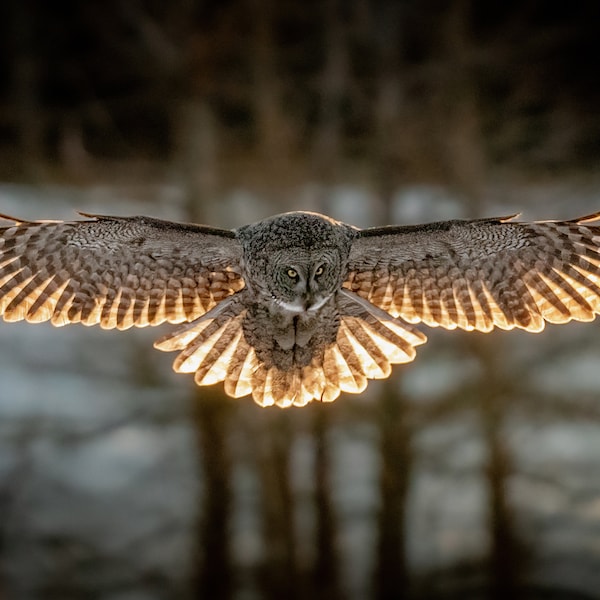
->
xmin=237 ymin=212 xmax=356 ymax=312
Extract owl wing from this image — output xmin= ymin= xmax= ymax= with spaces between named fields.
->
xmin=345 ymin=213 xmax=600 ymax=332
xmin=0 ymin=213 xmax=244 ymax=329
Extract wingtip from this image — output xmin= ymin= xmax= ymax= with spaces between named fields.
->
xmin=75 ymin=210 xmax=108 ymax=220
xmin=569 ymin=211 xmax=600 ymax=224
xmin=0 ymin=211 xmax=96 ymax=225
xmin=0 ymin=212 xmax=32 ymax=225
xmin=76 ymin=211 xmax=140 ymax=222
xmin=498 ymin=213 xmax=522 ymax=223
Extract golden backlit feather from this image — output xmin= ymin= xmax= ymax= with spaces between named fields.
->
xmin=0 ymin=214 xmax=244 ymax=329
xmin=3 ymin=210 xmax=600 ymax=407
xmin=347 ymin=214 xmax=600 ymax=334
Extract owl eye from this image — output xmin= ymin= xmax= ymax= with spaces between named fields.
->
xmin=314 ymin=265 xmax=324 ymax=277
xmin=287 ymin=268 xmax=299 ymax=280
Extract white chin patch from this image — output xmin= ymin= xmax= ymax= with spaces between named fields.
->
xmin=276 ymin=300 xmax=305 ymax=314
xmin=276 ymin=296 xmax=330 ymax=314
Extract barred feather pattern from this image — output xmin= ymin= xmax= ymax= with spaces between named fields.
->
xmin=345 ymin=214 xmax=600 ymax=333
xmin=3 ymin=210 xmax=600 ymax=409
xmin=155 ymin=294 xmax=426 ymax=408
xmin=0 ymin=215 xmax=244 ymax=329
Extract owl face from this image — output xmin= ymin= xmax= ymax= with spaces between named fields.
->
xmin=258 ymin=248 xmax=343 ymax=313
xmin=235 ymin=211 xmax=356 ymax=316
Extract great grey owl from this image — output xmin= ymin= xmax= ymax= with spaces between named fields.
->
xmin=1 ymin=210 xmax=600 ymax=407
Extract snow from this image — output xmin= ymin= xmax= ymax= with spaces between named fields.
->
xmin=1 ymin=182 xmax=600 ymax=598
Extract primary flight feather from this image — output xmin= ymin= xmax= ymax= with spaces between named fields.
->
xmin=1 ymin=210 xmax=600 ymax=407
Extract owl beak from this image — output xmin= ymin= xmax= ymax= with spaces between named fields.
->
xmin=303 ymin=289 xmax=317 ymax=311
xmin=303 ymin=294 xmax=328 ymax=312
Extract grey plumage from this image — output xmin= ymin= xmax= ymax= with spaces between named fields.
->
xmin=2 ymin=209 xmax=600 ymax=407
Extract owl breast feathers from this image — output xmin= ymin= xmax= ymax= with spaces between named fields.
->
xmin=2 ymin=209 xmax=600 ymax=407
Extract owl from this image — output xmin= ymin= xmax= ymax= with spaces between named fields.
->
xmin=1 ymin=209 xmax=600 ymax=407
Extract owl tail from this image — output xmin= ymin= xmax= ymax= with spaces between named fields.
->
xmin=154 ymin=292 xmax=427 ymax=409
xmin=309 ymin=290 xmax=428 ymax=403
xmin=153 ymin=300 xmax=297 ymax=406
xmin=261 ymin=295 xmax=427 ymax=407
xmin=153 ymin=299 xmax=258 ymax=396
xmin=153 ymin=303 xmax=309 ymax=407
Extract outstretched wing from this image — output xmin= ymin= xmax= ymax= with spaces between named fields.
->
xmin=345 ymin=213 xmax=600 ymax=332
xmin=0 ymin=213 xmax=244 ymax=329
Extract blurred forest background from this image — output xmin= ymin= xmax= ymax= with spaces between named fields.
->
xmin=1 ymin=1 xmax=600 ymax=599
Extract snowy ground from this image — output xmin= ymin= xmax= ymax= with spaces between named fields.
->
xmin=1 ymin=183 xmax=600 ymax=598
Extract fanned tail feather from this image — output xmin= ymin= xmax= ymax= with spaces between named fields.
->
xmin=239 ymin=306 xmax=426 ymax=408
xmin=154 ymin=292 xmax=426 ymax=408
xmin=320 ymin=311 xmax=425 ymax=396
xmin=154 ymin=301 xmax=260 ymax=396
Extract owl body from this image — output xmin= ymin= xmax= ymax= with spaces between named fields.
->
xmin=2 ymin=209 xmax=600 ymax=407
xmin=236 ymin=212 xmax=355 ymax=368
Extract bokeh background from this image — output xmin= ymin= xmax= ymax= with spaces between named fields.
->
xmin=1 ymin=1 xmax=600 ymax=599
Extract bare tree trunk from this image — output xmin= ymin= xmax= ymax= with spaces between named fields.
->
xmin=255 ymin=411 xmax=300 ymax=600
xmin=251 ymin=0 xmax=295 ymax=192
xmin=374 ymin=379 xmax=412 ymax=600
xmin=312 ymin=0 xmax=347 ymax=189
xmin=310 ymin=403 xmax=342 ymax=600
xmin=8 ymin=0 xmax=44 ymax=178
xmin=436 ymin=5 xmax=523 ymax=590
xmin=0 ymin=478 xmax=11 ymax=598
xmin=476 ymin=339 xmax=523 ymax=600
xmin=191 ymin=390 xmax=235 ymax=600
xmin=436 ymin=0 xmax=486 ymax=208
xmin=175 ymin=101 xmax=220 ymax=223
xmin=371 ymin=14 xmax=413 ymax=588
xmin=174 ymin=99 xmax=235 ymax=600
xmin=370 ymin=2 xmax=406 ymax=224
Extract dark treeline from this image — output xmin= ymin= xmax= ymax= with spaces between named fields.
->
xmin=0 ymin=0 xmax=598 ymax=187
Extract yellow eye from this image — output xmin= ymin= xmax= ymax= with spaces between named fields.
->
xmin=315 ymin=266 xmax=324 ymax=276
xmin=287 ymin=268 xmax=298 ymax=279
